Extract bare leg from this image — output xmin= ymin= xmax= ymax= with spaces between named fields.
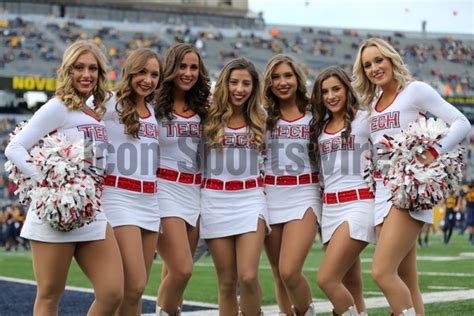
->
xmin=75 ymin=225 xmax=124 ymax=316
xmin=342 ymin=257 xmax=366 ymax=313
xmin=206 ymin=237 xmax=238 ymax=316
xmin=30 ymin=241 xmax=75 ymax=316
xmin=371 ymin=207 xmax=423 ymax=314
xmin=264 ymin=224 xmax=292 ymax=314
xmin=279 ymin=209 xmax=317 ymax=314
xmin=317 ymin=222 xmax=367 ymax=313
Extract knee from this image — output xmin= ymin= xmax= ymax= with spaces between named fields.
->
xmin=279 ymin=266 xmax=300 ymax=290
xmin=238 ymin=271 xmax=259 ymax=291
xmin=124 ymin=279 xmax=147 ymax=302
xmin=36 ymin=283 xmax=65 ymax=304
xmin=171 ymin=263 xmax=193 ymax=283
xmin=96 ymin=285 xmax=124 ymax=308
xmin=371 ymin=263 xmax=390 ymax=287
xmin=218 ymin=276 xmax=238 ymax=296
xmin=316 ymin=271 xmax=335 ymax=292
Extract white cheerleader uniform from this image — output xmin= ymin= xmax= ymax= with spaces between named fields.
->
xmin=5 ymin=98 xmax=109 ymax=242
xmin=200 ymin=126 xmax=269 ymax=239
xmin=318 ymin=110 xmax=376 ymax=244
xmin=157 ymin=113 xmax=202 ymax=226
xmin=264 ymin=112 xmax=321 ymax=225
xmin=369 ymin=81 xmax=471 ymax=225
xmin=100 ymin=94 xmax=160 ymax=232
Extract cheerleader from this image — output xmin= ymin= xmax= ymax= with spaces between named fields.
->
xmin=352 ymin=37 xmax=471 ymax=315
xmin=155 ymin=43 xmax=210 ymax=315
xmin=99 ymin=48 xmax=162 ymax=315
xmin=310 ymin=66 xmax=375 ymax=316
xmin=261 ymin=55 xmax=320 ymax=316
xmin=5 ymin=41 xmax=123 ymax=315
xmin=201 ymin=58 xmax=268 ymax=315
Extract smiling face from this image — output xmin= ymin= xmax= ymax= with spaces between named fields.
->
xmin=270 ymin=62 xmax=298 ymax=102
xmin=71 ymin=51 xmax=99 ymax=96
xmin=361 ymin=45 xmax=394 ymax=88
xmin=173 ymin=52 xmax=199 ymax=92
xmin=228 ymin=69 xmax=253 ymax=108
xmin=131 ymin=57 xmax=161 ymax=99
xmin=321 ymin=76 xmax=347 ymax=117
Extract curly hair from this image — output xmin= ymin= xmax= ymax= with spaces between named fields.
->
xmin=56 ymin=40 xmax=109 ymax=117
xmin=352 ymin=37 xmax=414 ymax=110
xmin=263 ymin=54 xmax=310 ymax=130
xmin=114 ymin=48 xmax=162 ymax=138
xmin=204 ymin=58 xmax=265 ymax=151
xmin=156 ymin=43 xmax=210 ymax=120
xmin=309 ymin=66 xmax=360 ymax=164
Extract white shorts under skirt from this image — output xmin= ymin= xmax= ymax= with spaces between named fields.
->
xmin=157 ymin=178 xmax=200 ymax=227
xmin=200 ymin=187 xmax=270 ymax=239
xmin=375 ymin=180 xmax=433 ymax=226
xmin=265 ymin=184 xmax=321 ymax=225
xmin=322 ymin=198 xmax=376 ymax=244
xmin=101 ymin=187 xmax=160 ymax=232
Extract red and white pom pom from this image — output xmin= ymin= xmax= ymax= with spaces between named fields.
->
xmin=4 ymin=122 xmax=104 ymax=232
xmin=377 ymin=117 xmax=464 ymax=211
xmin=362 ymin=148 xmax=376 ymax=193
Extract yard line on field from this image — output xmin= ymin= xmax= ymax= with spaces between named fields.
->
xmin=174 ymin=289 xmax=474 ymax=315
xmin=190 ymin=262 xmax=474 ymax=277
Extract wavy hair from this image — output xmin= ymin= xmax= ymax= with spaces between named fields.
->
xmin=156 ymin=43 xmax=210 ymax=120
xmin=204 ymin=58 xmax=265 ymax=150
xmin=352 ymin=37 xmax=414 ymax=110
xmin=114 ymin=48 xmax=162 ymax=138
xmin=309 ymin=66 xmax=360 ymax=164
xmin=56 ymin=40 xmax=109 ymax=116
xmin=263 ymin=54 xmax=310 ymax=130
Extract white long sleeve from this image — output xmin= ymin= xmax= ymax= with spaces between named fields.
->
xmin=411 ymin=81 xmax=471 ymax=154
xmin=5 ymin=98 xmax=67 ymax=181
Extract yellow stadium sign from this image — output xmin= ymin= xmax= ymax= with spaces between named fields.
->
xmin=12 ymin=76 xmax=57 ymax=91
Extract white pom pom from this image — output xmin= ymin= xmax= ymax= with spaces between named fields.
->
xmin=4 ymin=121 xmax=104 ymax=232
xmin=378 ymin=117 xmax=464 ymax=211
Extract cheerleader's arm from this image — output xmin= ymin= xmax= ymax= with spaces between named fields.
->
xmin=5 ymin=99 xmax=67 ymax=181
xmin=413 ymin=81 xmax=471 ymax=155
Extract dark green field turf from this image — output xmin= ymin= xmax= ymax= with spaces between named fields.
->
xmin=1 ymin=232 xmax=473 ymax=313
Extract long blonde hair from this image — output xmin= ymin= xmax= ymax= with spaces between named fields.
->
xmin=56 ymin=40 xmax=109 ymax=116
xmin=352 ymin=37 xmax=414 ymax=110
xmin=204 ymin=58 xmax=265 ymax=150
xmin=263 ymin=54 xmax=310 ymax=130
xmin=114 ymin=48 xmax=162 ymax=138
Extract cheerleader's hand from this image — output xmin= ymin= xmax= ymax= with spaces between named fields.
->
xmin=416 ymin=150 xmax=436 ymax=166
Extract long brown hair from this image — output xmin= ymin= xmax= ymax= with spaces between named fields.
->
xmin=204 ymin=58 xmax=265 ymax=150
xmin=156 ymin=43 xmax=210 ymax=120
xmin=309 ymin=66 xmax=359 ymax=164
xmin=263 ymin=54 xmax=310 ymax=130
xmin=114 ymin=48 xmax=162 ymax=138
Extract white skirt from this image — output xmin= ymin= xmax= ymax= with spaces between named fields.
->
xmin=322 ymin=196 xmax=376 ymax=244
xmin=21 ymin=208 xmax=107 ymax=243
xmin=101 ymin=187 xmax=160 ymax=232
xmin=200 ymin=187 xmax=270 ymax=239
xmin=375 ymin=180 xmax=434 ymax=225
xmin=265 ymin=184 xmax=322 ymax=225
xmin=157 ymin=178 xmax=200 ymax=227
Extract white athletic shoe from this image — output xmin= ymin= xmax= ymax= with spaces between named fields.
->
xmin=341 ymin=305 xmax=358 ymax=316
xmin=399 ymin=308 xmax=416 ymax=316
xmin=292 ymin=303 xmax=317 ymax=316
xmin=359 ymin=312 xmax=368 ymax=316
xmin=155 ymin=305 xmax=170 ymax=316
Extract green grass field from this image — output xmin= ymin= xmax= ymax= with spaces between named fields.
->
xmin=1 ymin=232 xmax=473 ymax=315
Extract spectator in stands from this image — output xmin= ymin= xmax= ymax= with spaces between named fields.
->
xmin=5 ymin=40 xmax=124 ymax=315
